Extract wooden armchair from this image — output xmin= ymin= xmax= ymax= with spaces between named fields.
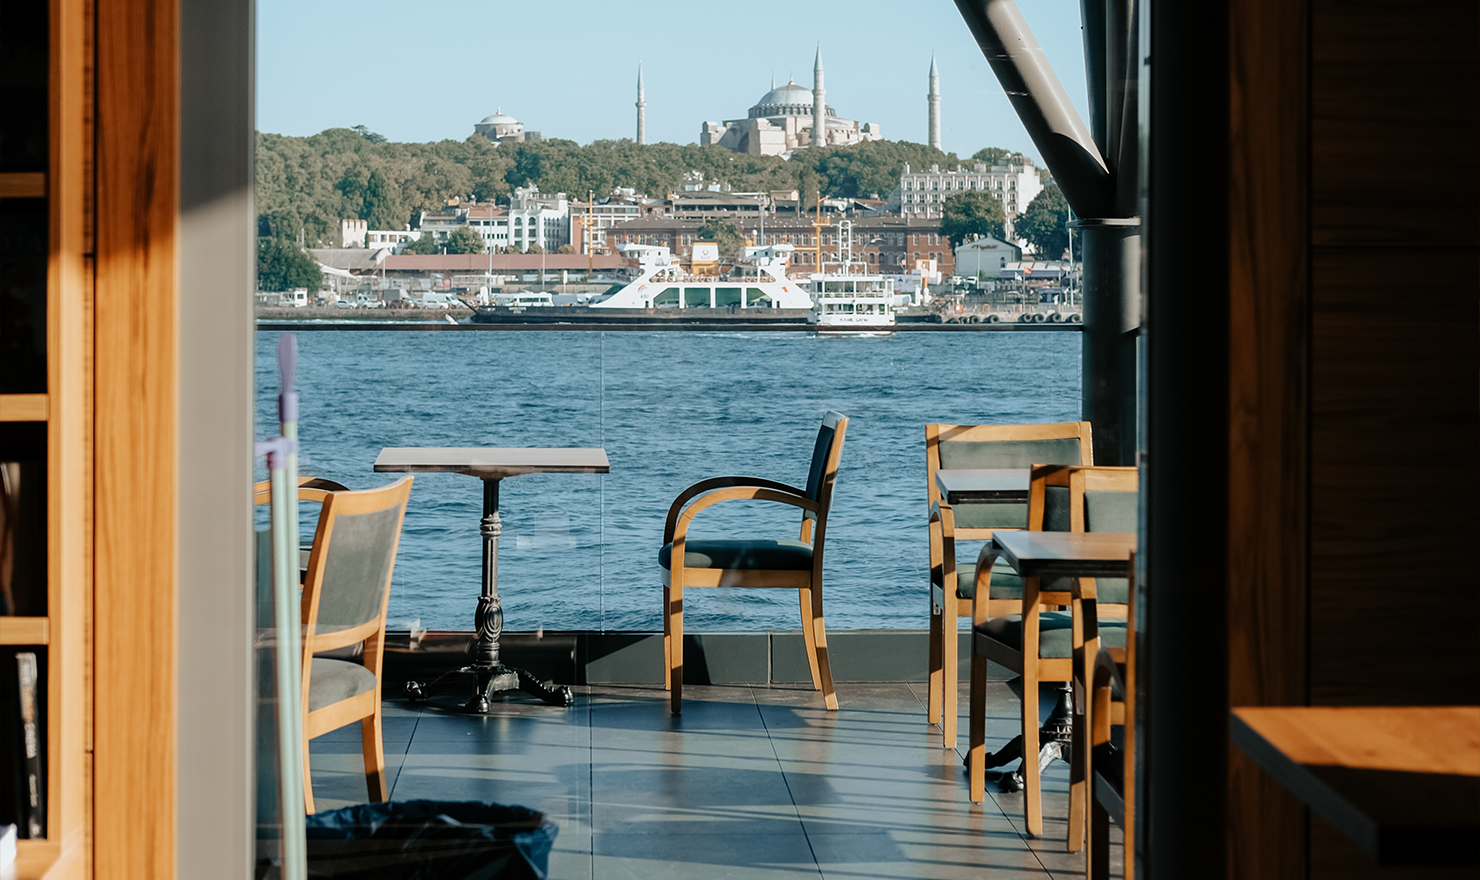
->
xmin=292 ymin=477 xmax=412 ymax=813
xmin=1087 ymin=552 xmax=1137 ymax=880
xmin=926 ymin=421 xmax=1093 ymax=749
xmin=967 ymin=464 xmax=1136 ymax=847
xmin=661 ymin=411 xmax=848 ymax=715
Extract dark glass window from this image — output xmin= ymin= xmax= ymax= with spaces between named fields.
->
xmin=0 ymin=199 xmax=48 ymax=393
xmin=0 ymin=0 xmax=49 ymax=173
xmin=0 ymin=422 xmax=47 ymax=617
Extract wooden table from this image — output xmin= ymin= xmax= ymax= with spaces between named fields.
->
xmin=970 ymin=530 xmax=1136 ymax=789
xmin=375 ymin=447 xmax=609 ymax=712
xmin=1232 ymin=706 xmax=1480 ymax=865
xmin=935 ymin=468 xmax=1031 ymax=505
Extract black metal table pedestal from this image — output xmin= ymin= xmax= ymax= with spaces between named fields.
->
xmin=970 ymin=682 xmax=1076 ymax=792
xmin=405 ymin=478 xmax=573 ymax=711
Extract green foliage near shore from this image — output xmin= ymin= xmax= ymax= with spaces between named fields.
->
xmin=256 ymin=127 xmax=994 ymax=246
xmin=940 ymin=190 xmax=1007 ymax=245
xmin=256 ymin=236 xmax=322 ymax=292
xmin=1017 ymin=183 xmax=1070 ymax=259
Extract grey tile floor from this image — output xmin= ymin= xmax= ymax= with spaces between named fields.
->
xmin=306 ymin=681 xmax=1122 ymax=879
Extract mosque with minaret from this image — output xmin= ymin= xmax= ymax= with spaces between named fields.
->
xmin=700 ymin=47 xmax=886 ymax=156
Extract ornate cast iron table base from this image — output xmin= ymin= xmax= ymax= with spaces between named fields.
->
xmin=967 ymin=680 xmax=1076 ymax=792
xmin=403 ymin=478 xmax=574 ymax=712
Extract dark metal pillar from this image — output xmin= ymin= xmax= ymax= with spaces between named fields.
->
xmin=1078 ymin=219 xmax=1140 ymax=465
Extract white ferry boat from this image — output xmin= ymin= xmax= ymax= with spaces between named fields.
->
xmin=588 ymin=242 xmax=812 ymax=310
xmin=806 ymin=221 xmax=897 ymax=334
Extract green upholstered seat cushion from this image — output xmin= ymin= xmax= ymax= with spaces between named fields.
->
xmin=974 ymin=612 xmax=1127 ymax=659
xmin=307 ymin=657 xmax=377 ymax=713
xmin=956 ymin=557 xmax=1023 ymax=601
xmin=659 ymin=539 xmax=813 ymax=571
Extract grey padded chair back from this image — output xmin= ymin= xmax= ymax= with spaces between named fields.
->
xmin=803 ymin=411 xmax=848 ymax=521
xmin=1084 ymin=487 xmax=1136 ymax=605
xmin=937 ymin=433 xmax=1089 ymax=531
xmin=314 ymin=504 xmax=405 ymax=635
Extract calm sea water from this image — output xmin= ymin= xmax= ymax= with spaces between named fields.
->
xmin=254 ymin=329 xmax=1081 ymax=632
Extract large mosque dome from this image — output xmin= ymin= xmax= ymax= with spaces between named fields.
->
xmin=748 ymin=80 xmax=835 ymax=119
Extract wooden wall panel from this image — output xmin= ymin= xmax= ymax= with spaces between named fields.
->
xmin=1307 ymin=0 xmax=1480 ymax=706
xmin=1225 ymin=0 xmax=1310 ymax=875
xmin=93 ymin=0 xmax=178 ymax=876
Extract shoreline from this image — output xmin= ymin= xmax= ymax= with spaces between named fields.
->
xmin=255 ymin=319 xmax=1083 ymax=332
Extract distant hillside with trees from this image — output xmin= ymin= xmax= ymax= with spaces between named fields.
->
xmin=256 ymin=127 xmax=1031 ymax=247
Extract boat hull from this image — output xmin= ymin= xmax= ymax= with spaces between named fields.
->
xmin=469 ymin=306 xmax=811 ymax=325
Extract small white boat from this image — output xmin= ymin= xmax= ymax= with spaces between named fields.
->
xmin=806 ymin=220 xmax=896 ymax=335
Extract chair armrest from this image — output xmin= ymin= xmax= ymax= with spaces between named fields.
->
xmin=663 ymin=476 xmax=808 ymax=543
xmin=670 ymin=485 xmax=819 ymax=545
xmin=928 ymin=501 xmax=958 ymax=588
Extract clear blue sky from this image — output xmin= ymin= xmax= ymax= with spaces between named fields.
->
xmin=257 ymin=1 xmax=1088 ymax=162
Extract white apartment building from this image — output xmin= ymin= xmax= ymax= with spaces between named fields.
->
xmin=415 ymin=186 xmax=571 ymax=253
xmin=898 ymin=159 xmax=1043 ymax=235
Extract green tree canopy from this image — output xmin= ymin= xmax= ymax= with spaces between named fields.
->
xmin=257 ymin=237 xmax=322 ymax=292
xmin=255 ymin=128 xmax=1024 ymax=246
xmin=939 ymin=191 xmax=1007 ymax=246
xmin=445 ymin=225 xmax=485 ymax=254
xmin=403 ymin=233 xmax=438 ymax=254
xmin=1017 ymin=183 xmax=1070 ymax=259
xmin=697 ymin=218 xmax=744 ymax=262
xmin=970 ymin=147 xmax=1025 ymax=166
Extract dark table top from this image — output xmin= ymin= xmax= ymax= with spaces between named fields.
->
xmin=374 ymin=447 xmax=610 ymax=480
xmin=935 ymin=468 xmax=1031 ymax=504
xmin=988 ymin=530 xmax=1135 ymax=578
xmin=1231 ymin=706 xmax=1480 ymax=866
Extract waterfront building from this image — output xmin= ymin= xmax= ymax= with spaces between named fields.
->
xmin=700 ymin=48 xmax=882 ymax=156
xmin=335 ymin=218 xmax=367 ymax=249
xmin=954 ymin=235 xmax=1023 ymax=278
xmin=899 ymin=159 xmax=1043 ymax=236
xmin=366 ymin=228 xmax=419 ymax=251
xmin=601 ymin=214 xmax=955 ymax=278
xmin=414 ymin=186 xmax=570 ymax=253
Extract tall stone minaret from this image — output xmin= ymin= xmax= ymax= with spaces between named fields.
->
xmin=812 ymin=46 xmax=826 ymax=149
xmin=928 ymin=54 xmax=941 ymax=151
xmin=636 ymin=64 xmax=647 ymax=145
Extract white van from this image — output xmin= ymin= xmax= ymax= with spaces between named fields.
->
xmin=420 ymin=292 xmax=458 ymax=309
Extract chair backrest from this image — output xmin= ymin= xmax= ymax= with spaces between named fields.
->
xmin=802 ymin=411 xmax=848 ymax=540
xmin=1031 ymin=465 xmax=1137 ymax=604
xmin=925 ymin=422 xmax=1093 ymax=531
xmin=299 ymin=477 xmax=413 ymax=660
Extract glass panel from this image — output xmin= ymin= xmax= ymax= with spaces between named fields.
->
xmin=0 ymin=199 xmax=48 ymax=393
xmin=0 ymin=421 xmax=46 ymax=617
xmin=0 ymin=0 xmax=49 ymax=173
xmin=0 ymin=646 xmax=47 ymax=838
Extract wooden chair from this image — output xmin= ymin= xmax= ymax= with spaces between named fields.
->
xmin=1087 ymin=552 xmax=1137 ymax=880
xmin=661 ymin=411 xmax=848 ymax=715
xmin=253 ymin=476 xmax=350 ymax=575
xmin=967 ymin=464 xmax=1136 ymax=846
xmin=290 ymin=477 xmax=412 ymax=813
xmin=926 ymin=421 xmax=1093 ymax=749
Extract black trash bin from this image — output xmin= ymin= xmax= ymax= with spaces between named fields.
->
xmin=259 ymin=800 xmax=557 ymax=880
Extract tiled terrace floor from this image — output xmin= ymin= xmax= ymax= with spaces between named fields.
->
xmin=308 ymin=681 xmax=1118 ymax=879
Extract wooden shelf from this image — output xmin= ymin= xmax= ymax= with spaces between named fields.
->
xmin=0 ymin=173 xmax=46 ymax=200
xmin=0 ymin=395 xmax=49 ymax=422
xmin=0 ymin=618 xmax=49 ymax=646
xmin=13 ymin=840 xmax=60 ymax=879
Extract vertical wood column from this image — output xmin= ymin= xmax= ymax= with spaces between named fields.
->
xmin=1225 ymin=0 xmax=1310 ymax=876
xmin=94 ymin=0 xmax=178 ymax=875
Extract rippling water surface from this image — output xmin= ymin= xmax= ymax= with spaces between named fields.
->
xmin=255 ymin=330 xmax=1081 ymax=632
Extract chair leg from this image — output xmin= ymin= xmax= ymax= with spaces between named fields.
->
xmin=927 ymin=596 xmax=944 ymax=727
xmin=1067 ymin=683 xmax=1087 ymax=852
xmin=362 ymin=707 xmax=388 ymax=802
xmin=799 ymin=587 xmax=823 ymax=691
xmin=662 ymin=585 xmax=672 ymax=692
xmin=808 ymin=581 xmax=838 ymax=711
xmin=303 ymin=732 xmax=316 ymax=815
xmin=967 ymin=646 xmax=988 ymax=803
xmin=940 ymin=591 xmax=959 ymax=749
xmin=1090 ymin=794 xmax=1110 ymax=880
xmin=669 ymin=581 xmax=683 ymax=715
xmin=1022 ymin=667 xmax=1043 ymax=837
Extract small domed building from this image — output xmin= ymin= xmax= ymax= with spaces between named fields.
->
xmin=474 ymin=109 xmax=541 ymax=146
xmin=701 ymin=49 xmax=881 ymax=156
